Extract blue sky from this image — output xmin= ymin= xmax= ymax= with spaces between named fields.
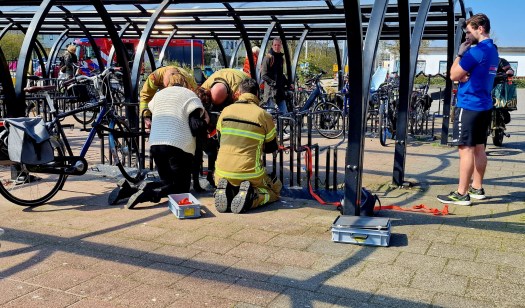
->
xmin=466 ymin=0 xmax=524 ymax=47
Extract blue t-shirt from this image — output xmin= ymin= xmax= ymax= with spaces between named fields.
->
xmin=457 ymin=39 xmax=499 ymax=111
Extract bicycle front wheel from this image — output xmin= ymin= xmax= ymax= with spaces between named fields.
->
xmin=313 ymin=102 xmax=344 ymax=139
xmin=108 ymin=118 xmax=143 ymax=183
xmin=0 ymin=146 xmax=67 ymax=206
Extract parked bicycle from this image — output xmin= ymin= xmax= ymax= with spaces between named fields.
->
xmin=375 ymin=82 xmax=398 ymax=146
xmin=489 ymin=72 xmax=516 ymax=146
xmin=0 ymin=84 xmax=142 ymax=206
xmin=409 ymin=72 xmax=445 ymax=136
xmin=296 ymin=70 xmax=343 ymax=139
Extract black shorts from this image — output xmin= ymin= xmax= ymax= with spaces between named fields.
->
xmin=452 ymin=107 xmax=492 ymax=146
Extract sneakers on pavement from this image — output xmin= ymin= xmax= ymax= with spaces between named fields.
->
xmin=468 ymin=186 xmax=486 ymax=200
xmin=437 ymin=191 xmax=471 ymax=206
xmin=214 ymin=178 xmax=233 ymax=213
xmin=231 ymin=181 xmax=256 ymax=214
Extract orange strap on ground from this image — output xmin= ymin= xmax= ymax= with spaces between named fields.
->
xmin=284 ymin=145 xmax=447 ymax=215
xmin=375 ymin=204 xmax=449 ymax=216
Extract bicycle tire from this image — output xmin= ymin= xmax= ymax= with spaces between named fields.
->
xmin=108 ymin=117 xmax=143 ymax=183
xmin=313 ymin=102 xmax=343 ymax=139
xmin=0 ymin=145 xmax=67 ymax=206
xmin=72 ymin=100 xmax=98 ymax=125
xmin=492 ymin=129 xmax=504 ymax=147
xmin=378 ymin=103 xmax=388 ymax=146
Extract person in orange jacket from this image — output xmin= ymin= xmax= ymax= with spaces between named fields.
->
xmin=243 ymin=46 xmax=260 ymax=77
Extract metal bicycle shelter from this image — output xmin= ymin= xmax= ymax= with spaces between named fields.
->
xmin=0 ymin=0 xmax=471 ymax=215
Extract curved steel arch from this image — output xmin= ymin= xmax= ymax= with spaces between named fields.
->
xmin=57 ymin=5 xmax=105 ymax=73
xmin=0 ymin=22 xmax=15 ymax=40
xmin=108 ymin=22 xmax=132 ymax=68
xmin=127 ymin=18 xmax=157 ymax=72
xmin=211 ymin=31 xmax=228 ymax=68
xmin=229 ymin=38 xmax=244 ymax=68
xmin=13 ymin=0 xmax=54 ymax=116
xmin=257 ymin=21 xmax=277 ymax=84
xmin=392 ymin=0 xmax=431 ymax=186
xmin=91 ymin=0 xmax=132 ymax=121
xmin=224 ymin=3 xmax=255 ymax=77
xmin=130 ymin=0 xmax=171 ymax=124
xmin=45 ymin=28 xmax=69 ymax=76
xmin=157 ymin=28 xmax=178 ymax=67
xmin=291 ymin=29 xmax=309 ymax=86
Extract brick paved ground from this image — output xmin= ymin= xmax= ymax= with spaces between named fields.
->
xmin=0 ymin=94 xmax=524 ymax=307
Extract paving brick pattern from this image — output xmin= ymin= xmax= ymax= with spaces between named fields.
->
xmin=1 ymin=98 xmax=525 ymax=307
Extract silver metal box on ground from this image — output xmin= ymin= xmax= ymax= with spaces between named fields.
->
xmin=168 ymin=193 xmax=201 ymax=219
xmin=331 ymin=216 xmax=391 ymax=247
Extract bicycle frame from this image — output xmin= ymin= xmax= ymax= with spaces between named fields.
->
xmin=300 ymin=77 xmax=326 ymax=112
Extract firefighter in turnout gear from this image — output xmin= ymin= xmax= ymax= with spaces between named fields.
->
xmin=214 ymin=78 xmax=282 ymax=214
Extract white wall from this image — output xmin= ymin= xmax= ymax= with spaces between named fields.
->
xmin=417 ymin=47 xmax=525 ymax=77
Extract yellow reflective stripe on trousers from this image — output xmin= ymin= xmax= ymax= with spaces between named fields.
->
xmin=221 ymin=127 xmax=265 ymax=141
xmin=257 ymin=187 xmax=270 ymax=205
xmin=215 ymin=168 xmax=265 ymax=180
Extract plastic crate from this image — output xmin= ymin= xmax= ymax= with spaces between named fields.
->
xmin=331 ymin=216 xmax=391 ymax=247
xmin=168 ymin=193 xmax=201 ymax=219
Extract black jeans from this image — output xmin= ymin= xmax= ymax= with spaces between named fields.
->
xmin=150 ymin=145 xmax=193 ymax=197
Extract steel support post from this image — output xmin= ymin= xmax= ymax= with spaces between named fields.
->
xmin=45 ymin=29 xmax=69 ymax=76
xmin=224 ymin=3 xmax=254 ymax=77
xmin=130 ymin=0 xmax=171 ymax=129
xmin=157 ymin=28 xmax=177 ymax=67
xmin=392 ymin=0 xmax=411 ymax=186
xmin=13 ymin=0 xmax=54 ymax=116
xmin=342 ymin=0 xmax=364 ymax=216
xmin=257 ymin=21 xmax=277 ymax=84
xmin=291 ymin=29 xmax=309 ymax=86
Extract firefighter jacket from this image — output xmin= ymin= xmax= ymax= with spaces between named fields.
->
xmin=215 ymin=93 xmax=276 ymax=181
xmin=139 ymin=66 xmax=197 ymax=117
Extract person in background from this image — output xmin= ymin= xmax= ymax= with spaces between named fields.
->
xmin=261 ymin=38 xmax=291 ymax=114
xmin=125 ymin=86 xmax=209 ymax=209
xmin=243 ymin=46 xmax=260 ymax=77
xmin=437 ymin=13 xmax=498 ymax=206
xmin=60 ymin=45 xmax=78 ymax=79
xmin=214 ymin=78 xmax=282 ymax=214
xmin=494 ymin=57 xmax=514 ymax=85
xmin=139 ymin=66 xmax=197 ymax=129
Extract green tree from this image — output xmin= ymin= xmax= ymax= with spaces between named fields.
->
xmin=0 ymin=32 xmax=25 ymax=60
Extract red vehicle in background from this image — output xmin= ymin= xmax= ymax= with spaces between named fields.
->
xmin=74 ymin=37 xmax=204 ymax=75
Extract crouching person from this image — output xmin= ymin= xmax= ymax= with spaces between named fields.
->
xmin=126 ymin=86 xmax=209 ymax=209
xmin=214 ymin=78 xmax=282 ymax=214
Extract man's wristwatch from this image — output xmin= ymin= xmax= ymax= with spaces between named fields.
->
xmin=457 ymin=54 xmax=463 ymax=58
